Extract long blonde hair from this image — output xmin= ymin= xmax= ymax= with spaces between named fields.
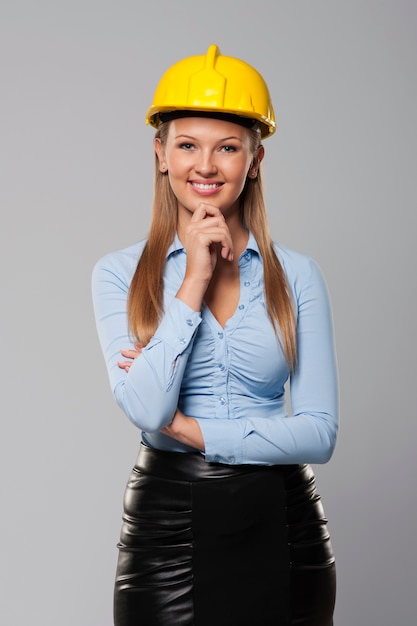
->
xmin=128 ymin=122 xmax=297 ymax=369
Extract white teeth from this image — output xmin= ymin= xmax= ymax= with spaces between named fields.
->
xmin=192 ymin=182 xmax=220 ymax=190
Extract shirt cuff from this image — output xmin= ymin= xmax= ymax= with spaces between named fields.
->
xmin=146 ymin=297 xmax=202 ymax=354
xmin=196 ymin=418 xmax=245 ymax=465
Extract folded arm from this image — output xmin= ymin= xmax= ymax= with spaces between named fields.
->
xmin=92 ymin=254 xmax=202 ymax=431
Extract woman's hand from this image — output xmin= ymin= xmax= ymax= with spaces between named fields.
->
xmin=161 ymin=409 xmax=205 ymax=451
xmin=176 ymin=203 xmax=233 ymax=311
xmin=117 ymin=343 xmax=142 ymax=372
xmin=183 ymin=203 xmax=234 ymax=278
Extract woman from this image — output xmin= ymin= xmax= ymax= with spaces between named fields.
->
xmin=92 ymin=45 xmax=338 ymax=626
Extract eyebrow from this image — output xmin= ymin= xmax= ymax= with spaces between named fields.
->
xmin=174 ymin=134 xmax=243 ymax=142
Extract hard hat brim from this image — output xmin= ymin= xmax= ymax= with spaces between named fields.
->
xmin=146 ymin=106 xmax=276 ymax=139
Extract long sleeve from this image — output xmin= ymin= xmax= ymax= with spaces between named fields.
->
xmin=92 ymin=238 xmax=338 ymax=465
xmin=92 ymin=244 xmax=202 ymax=432
xmin=195 ymin=255 xmax=339 ymax=465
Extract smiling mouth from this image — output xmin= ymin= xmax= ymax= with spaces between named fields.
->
xmin=190 ymin=182 xmax=223 ymax=190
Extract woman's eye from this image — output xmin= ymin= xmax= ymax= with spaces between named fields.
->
xmin=179 ymin=143 xmax=194 ymax=150
xmin=221 ymin=145 xmax=237 ymax=153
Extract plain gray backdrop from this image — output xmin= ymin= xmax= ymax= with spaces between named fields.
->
xmin=1 ymin=1 xmax=416 ymax=624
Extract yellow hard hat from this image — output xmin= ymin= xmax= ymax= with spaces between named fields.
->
xmin=146 ymin=44 xmax=276 ymax=139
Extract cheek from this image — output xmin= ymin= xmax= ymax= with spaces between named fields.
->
xmin=167 ymin=168 xmax=187 ymax=189
xmin=165 ymin=153 xmax=189 ymax=176
xmin=233 ymin=164 xmax=251 ymax=189
xmin=231 ymin=155 xmax=252 ymax=179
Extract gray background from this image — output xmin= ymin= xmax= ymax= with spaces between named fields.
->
xmin=1 ymin=1 xmax=416 ymax=624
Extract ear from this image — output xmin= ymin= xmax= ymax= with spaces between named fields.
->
xmin=248 ymin=145 xmax=265 ymax=178
xmin=257 ymin=145 xmax=265 ymax=165
xmin=154 ymin=137 xmax=167 ymax=172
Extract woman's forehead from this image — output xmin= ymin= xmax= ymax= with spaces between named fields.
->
xmin=168 ymin=116 xmax=249 ymax=140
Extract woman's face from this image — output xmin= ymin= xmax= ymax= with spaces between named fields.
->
xmin=155 ymin=116 xmax=260 ymax=222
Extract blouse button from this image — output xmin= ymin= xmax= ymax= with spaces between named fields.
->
xmin=179 ymin=338 xmax=186 ymax=345
xmin=244 ymin=281 xmax=250 ymax=287
xmin=219 ymin=397 xmax=226 ymax=405
xmin=186 ymin=318 xmax=194 ymax=326
xmin=238 ymin=304 xmax=244 ymax=310
xmin=218 ymin=332 xmax=224 ymax=339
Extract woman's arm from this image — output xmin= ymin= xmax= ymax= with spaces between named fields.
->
xmin=92 ymin=206 xmax=234 ymax=432
xmin=165 ymin=257 xmax=338 ymax=465
xmin=161 ymin=409 xmax=205 ymax=450
xmin=92 ymin=251 xmax=202 ymax=431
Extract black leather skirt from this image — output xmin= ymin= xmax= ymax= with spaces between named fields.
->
xmin=114 ymin=444 xmax=336 ymax=625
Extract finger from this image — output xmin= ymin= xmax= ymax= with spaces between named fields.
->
xmin=191 ymin=203 xmax=224 ymax=222
xmin=190 ymin=226 xmax=234 ymax=261
xmin=160 ymin=425 xmax=174 ymax=439
xmin=188 ymin=216 xmax=227 ymax=233
xmin=186 ymin=216 xmax=232 ymax=245
xmin=221 ymin=242 xmax=234 ymax=262
xmin=120 ymin=348 xmax=141 ymax=359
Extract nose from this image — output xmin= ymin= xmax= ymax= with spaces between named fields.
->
xmin=195 ymin=150 xmax=217 ymax=176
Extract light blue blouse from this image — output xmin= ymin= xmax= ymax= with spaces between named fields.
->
xmin=92 ymin=233 xmax=338 ymax=466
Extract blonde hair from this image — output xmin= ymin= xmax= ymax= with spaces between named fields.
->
xmin=128 ymin=122 xmax=297 ymax=369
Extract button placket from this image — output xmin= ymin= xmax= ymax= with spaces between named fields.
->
xmin=233 ymin=251 xmax=252 ymax=322
xmin=214 ymin=326 xmax=229 ymax=418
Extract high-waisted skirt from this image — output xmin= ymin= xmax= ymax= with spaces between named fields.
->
xmin=114 ymin=444 xmax=336 ymax=626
